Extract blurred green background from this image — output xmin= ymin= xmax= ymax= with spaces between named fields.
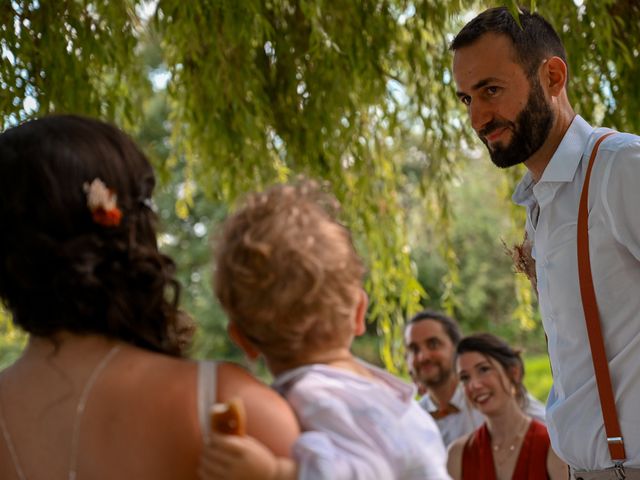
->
xmin=4 ymin=0 xmax=638 ymax=403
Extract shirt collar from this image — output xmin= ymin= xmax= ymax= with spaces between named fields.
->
xmin=512 ymin=170 xmax=536 ymax=208
xmin=538 ymin=114 xmax=593 ymax=184
xmin=512 ymin=115 xmax=593 ymax=207
xmin=421 ymin=383 xmax=467 ymax=412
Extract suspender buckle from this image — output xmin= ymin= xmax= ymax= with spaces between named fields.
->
xmin=613 ymin=461 xmax=626 ymax=480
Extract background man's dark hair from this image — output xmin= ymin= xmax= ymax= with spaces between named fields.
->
xmin=407 ymin=309 xmax=462 ymax=346
xmin=450 ymin=6 xmax=568 ymax=83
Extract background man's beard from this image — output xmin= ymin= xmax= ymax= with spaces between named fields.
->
xmin=423 ymin=366 xmax=453 ymax=388
xmin=481 ymin=79 xmax=554 ymax=169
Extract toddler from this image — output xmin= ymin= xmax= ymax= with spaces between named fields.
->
xmin=202 ymin=180 xmax=449 ymax=480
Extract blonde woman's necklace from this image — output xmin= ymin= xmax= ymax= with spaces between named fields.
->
xmin=0 ymin=344 xmax=121 ymax=480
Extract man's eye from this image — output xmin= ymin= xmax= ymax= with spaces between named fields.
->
xmin=460 ymin=95 xmax=471 ymax=106
xmin=486 ymin=86 xmax=500 ymax=96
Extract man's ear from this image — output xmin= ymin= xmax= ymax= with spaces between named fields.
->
xmin=542 ymin=56 xmax=567 ymax=97
xmin=353 ymin=289 xmax=369 ymax=336
xmin=227 ymin=321 xmax=261 ymax=361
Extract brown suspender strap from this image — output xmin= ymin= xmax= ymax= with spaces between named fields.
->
xmin=577 ymin=131 xmax=626 ymax=462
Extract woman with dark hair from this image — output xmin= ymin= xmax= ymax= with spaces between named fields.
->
xmin=446 ymin=333 xmax=566 ymax=480
xmin=0 ymin=115 xmax=298 ymax=480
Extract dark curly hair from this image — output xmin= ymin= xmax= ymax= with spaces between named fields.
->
xmin=0 ymin=114 xmax=184 ymax=356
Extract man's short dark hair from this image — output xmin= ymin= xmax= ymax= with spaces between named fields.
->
xmin=407 ymin=310 xmax=462 ymax=346
xmin=450 ymin=6 xmax=568 ymax=82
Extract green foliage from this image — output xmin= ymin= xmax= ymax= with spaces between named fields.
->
xmin=151 ymin=0 xmax=476 ymax=368
xmin=154 ymin=186 xmax=239 ymax=361
xmin=0 ymin=306 xmax=26 ymax=370
xmin=1 ymin=0 xmax=639 ymax=372
xmin=524 ymin=353 xmax=553 ymax=403
xmin=539 ymin=1 xmax=640 ymax=133
xmin=0 ymin=0 xmax=147 ymax=124
xmin=127 ymin=45 xmax=241 ymax=361
xmin=406 ymin=146 xmax=546 ymax=348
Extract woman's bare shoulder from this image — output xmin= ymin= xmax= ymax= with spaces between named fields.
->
xmin=216 ymin=361 xmax=300 ymax=457
xmin=446 ymin=433 xmax=470 ymax=480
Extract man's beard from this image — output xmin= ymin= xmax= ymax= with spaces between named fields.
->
xmin=416 ymin=363 xmax=453 ymax=389
xmin=480 ymin=78 xmax=554 ymax=169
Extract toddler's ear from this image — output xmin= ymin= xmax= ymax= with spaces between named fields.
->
xmin=227 ymin=322 xmax=261 ymax=361
xmin=354 ymin=289 xmax=369 ymax=336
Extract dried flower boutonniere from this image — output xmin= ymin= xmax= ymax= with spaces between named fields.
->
xmin=83 ymin=178 xmax=123 ymax=227
xmin=502 ymin=233 xmax=537 ymax=294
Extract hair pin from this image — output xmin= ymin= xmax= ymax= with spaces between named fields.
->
xmin=83 ymin=178 xmax=122 ymax=227
xmin=141 ymin=197 xmax=157 ymax=212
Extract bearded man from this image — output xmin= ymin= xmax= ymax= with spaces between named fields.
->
xmin=452 ymin=7 xmax=640 ymax=478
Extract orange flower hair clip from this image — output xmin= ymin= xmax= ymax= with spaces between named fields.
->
xmin=83 ymin=178 xmax=123 ymax=227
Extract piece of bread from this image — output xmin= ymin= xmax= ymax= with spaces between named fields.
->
xmin=210 ymin=397 xmax=246 ymax=435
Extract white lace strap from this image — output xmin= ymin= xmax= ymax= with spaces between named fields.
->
xmin=197 ymin=360 xmax=217 ymax=442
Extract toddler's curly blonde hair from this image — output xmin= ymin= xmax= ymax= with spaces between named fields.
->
xmin=214 ymin=179 xmax=365 ymax=363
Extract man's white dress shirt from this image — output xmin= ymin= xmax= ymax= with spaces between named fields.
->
xmin=513 ymin=115 xmax=640 ymax=469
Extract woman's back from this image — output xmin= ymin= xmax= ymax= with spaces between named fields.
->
xmin=0 ymin=335 xmax=298 ymax=480
xmin=0 ymin=336 xmax=201 ymax=479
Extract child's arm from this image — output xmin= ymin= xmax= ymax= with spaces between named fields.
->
xmin=199 ymin=433 xmax=297 ymax=480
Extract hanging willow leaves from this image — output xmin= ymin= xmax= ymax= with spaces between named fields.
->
xmin=0 ymin=1 xmax=147 ymax=125
xmin=1 ymin=0 xmax=639 ymax=370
